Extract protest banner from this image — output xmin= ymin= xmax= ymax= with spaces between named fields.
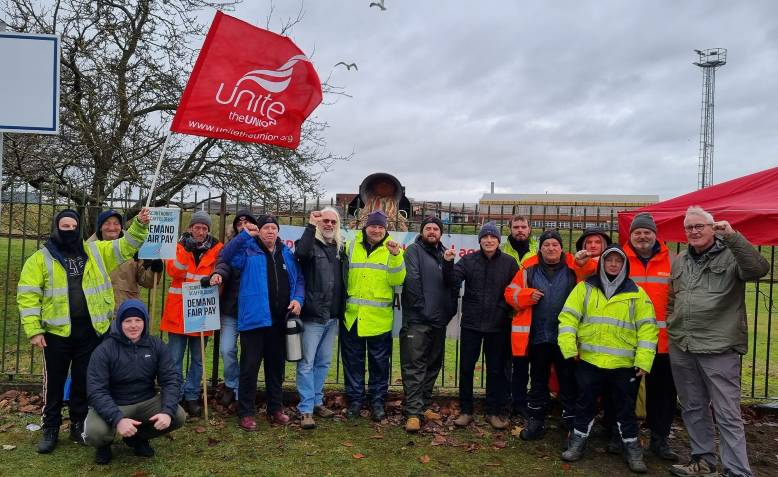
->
xmin=182 ymin=281 xmax=220 ymax=422
xmin=138 ymin=207 xmax=180 ymax=259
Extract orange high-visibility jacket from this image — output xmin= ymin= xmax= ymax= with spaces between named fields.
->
xmin=161 ymin=241 xmax=223 ymax=336
xmin=624 ymin=241 xmax=671 ymax=354
xmin=504 ymin=255 xmax=580 ymax=357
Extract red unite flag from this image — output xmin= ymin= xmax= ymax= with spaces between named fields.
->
xmin=171 ymin=11 xmax=322 ymax=149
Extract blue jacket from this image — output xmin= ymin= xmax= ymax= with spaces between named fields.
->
xmin=219 ymin=230 xmax=304 ymax=332
xmin=87 ymin=299 xmax=181 ymax=427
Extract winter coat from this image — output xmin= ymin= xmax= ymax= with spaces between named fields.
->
xmin=87 ymin=233 xmax=158 ymax=308
xmin=443 ymin=248 xmax=519 ymax=334
xmin=667 ymin=233 xmax=770 ymax=355
xmin=294 ymin=224 xmax=348 ymax=324
xmin=220 ymin=230 xmax=304 ymax=332
xmin=401 ymin=236 xmax=458 ymax=328
xmin=87 ymin=299 xmax=181 ymax=427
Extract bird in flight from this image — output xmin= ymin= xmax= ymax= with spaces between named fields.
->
xmin=369 ymin=0 xmax=386 ymax=11
xmin=335 ymin=62 xmax=358 ymax=71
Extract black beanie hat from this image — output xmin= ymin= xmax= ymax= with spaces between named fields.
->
xmin=257 ymin=214 xmax=279 ymax=228
xmin=420 ymin=215 xmax=444 ymax=233
xmin=119 ymin=306 xmax=145 ymax=324
xmin=538 ymin=230 xmax=563 ymax=250
xmin=232 ymin=209 xmax=258 ymax=234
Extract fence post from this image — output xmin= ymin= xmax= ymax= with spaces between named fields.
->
xmin=210 ymin=192 xmax=228 ymax=388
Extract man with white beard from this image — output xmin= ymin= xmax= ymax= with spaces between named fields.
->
xmin=294 ymin=208 xmax=348 ymax=429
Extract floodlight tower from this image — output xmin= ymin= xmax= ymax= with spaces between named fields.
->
xmin=693 ymin=48 xmax=727 ymax=189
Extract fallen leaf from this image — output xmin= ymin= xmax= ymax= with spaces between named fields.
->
xmin=511 ymin=425 xmax=523 ymax=437
xmin=194 ymin=426 xmax=206 ymax=433
xmin=0 ymin=423 xmax=14 ymax=432
xmin=370 ymin=434 xmax=384 ymax=439
xmin=20 ymin=405 xmax=39 ymax=413
xmin=2 ymin=445 xmax=16 ymax=450
xmin=352 ymin=453 xmax=366 ymax=459
xmin=492 ymin=440 xmax=507 ymax=449
xmin=561 ymin=463 xmax=571 ymax=471
xmin=207 ymin=437 xmax=219 ymax=447
xmin=484 ymin=463 xmax=501 ymax=467
xmin=419 ymin=454 xmax=430 ymax=464
xmin=341 ymin=441 xmax=353 ymax=447
xmin=130 ymin=471 xmax=147 ymax=477
xmin=431 ymin=435 xmax=447 ymax=446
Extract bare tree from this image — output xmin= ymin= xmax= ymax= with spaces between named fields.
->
xmin=1 ymin=0 xmax=345 ymax=224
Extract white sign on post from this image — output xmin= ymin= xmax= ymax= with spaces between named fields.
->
xmin=0 ymin=31 xmax=60 ymax=134
xmin=182 ymin=282 xmax=220 ymax=334
xmin=137 ymin=207 xmax=180 ymax=260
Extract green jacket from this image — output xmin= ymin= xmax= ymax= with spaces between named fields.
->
xmin=558 ymin=279 xmax=658 ymax=372
xmin=344 ymin=232 xmax=406 ymax=337
xmin=500 ymin=236 xmax=539 ymax=268
xmin=667 ymin=233 xmax=770 ymax=355
xmin=17 ymin=218 xmax=149 ymax=338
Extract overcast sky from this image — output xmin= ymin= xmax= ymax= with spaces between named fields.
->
xmin=233 ymin=1 xmax=778 ymax=202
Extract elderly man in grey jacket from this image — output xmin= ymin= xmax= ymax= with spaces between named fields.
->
xmin=667 ymin=206 xmax=769 ymax=477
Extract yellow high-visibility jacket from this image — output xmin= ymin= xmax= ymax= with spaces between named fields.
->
xmin=500 ymin=236 xmax=539 ymax=268
xmin=344 ymin=232 xmax=406 ymax=337
xmin=17 ymin=218 xmax=148 ymax=338
xmin=558 ymin=278 xmax=658 ymax=372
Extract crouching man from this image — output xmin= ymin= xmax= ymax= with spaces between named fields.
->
xmin=84 ymin=299 xmax=186 ymax=465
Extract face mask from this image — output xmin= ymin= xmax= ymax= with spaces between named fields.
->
xmin=58 ymin=229 xmax=80 ymax=244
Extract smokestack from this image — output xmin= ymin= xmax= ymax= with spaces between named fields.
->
xmin=490 ymin=181 xmax=494 ymax=194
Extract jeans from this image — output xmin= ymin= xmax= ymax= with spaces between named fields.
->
xmin=220 ymin=314 xmax=240 ymax=397
xmin=340 ymin=320 xmax=392 ymax=408
xmin=166 ymin=333 xmax=208 ymax=401
xmin=296 ymin=319 xmax=338 ymax=413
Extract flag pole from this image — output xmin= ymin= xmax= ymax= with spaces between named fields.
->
xmin=145 ymin=129 xmax=173 ymax=208
xmin=200 ymin=331 xmax=209 ymax=423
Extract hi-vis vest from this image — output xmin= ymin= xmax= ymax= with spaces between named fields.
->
xmin=160 ymin=241 xmax=223 ymax=336
xmin=624 ymin=241 xmax=672 ymax=354
xmin=500 ymin=237 xmax=539 ymax=268
xmin=344 ymin=232 xmax=406 ymax=337
xmin=558 ymin=280 xmax=659 ymax=372
xmin=17 ymin=218 xmax=148 ymax=338
xmin=504 ymin=255 xmax=580 ymax=357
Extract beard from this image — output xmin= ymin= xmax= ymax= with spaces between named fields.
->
xmin=422 ymin=234 xmax=440 ymax=246
xmin=321 ymin=228 xmax=336 ymax=242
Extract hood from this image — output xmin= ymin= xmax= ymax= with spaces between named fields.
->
xmin=46 ymin=209 xmax=85 ymax=255
xmin=111 ymin=298 xmax=150 ymax=342
xmin=586 ymin=244 xmax=636 ymax=299
xmin=95 ymin=209 xmax=124 ymax=240
xmin=232 ymin=209 xmax=258 ymax=235
xmin=575 ymin=226 xmax=612 ymax=252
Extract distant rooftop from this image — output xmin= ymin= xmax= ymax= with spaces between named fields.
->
xmin=479 ymin=193 xmax=659 ymax=205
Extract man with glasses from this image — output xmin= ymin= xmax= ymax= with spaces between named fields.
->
xmin=667 ymin=206 xmax=769 ymax=477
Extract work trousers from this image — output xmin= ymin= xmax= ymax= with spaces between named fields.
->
xmin=84 ymin=395 xmax=186 ymax=446
xmin=526 ymin=342 xmax=576 ymax=424
xmin=41 ymin=331 xmax=102 ymax=429
xmin=399 ymin=323 xmax=446 ymax=417
xmin=458 ymin=328 xmax=509 ymax=416
xmin=237 ymin=325 xmax=285 ymax=417
xmin=645 ymin=353 xmax=677 ymax=438
xmin=340 ymin=320 xmax=392 ymax=408
xmin=573 ymin=360 xmax=640 ymax=441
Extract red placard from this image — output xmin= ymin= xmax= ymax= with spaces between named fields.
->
xmin=171 ymin=11 xmax=322 ymax=149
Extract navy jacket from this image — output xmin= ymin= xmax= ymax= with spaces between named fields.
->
xmin=220 ymin=230 xmax=305 ymax=332
xmin=86 ymin=299 xmax=181 ymax=427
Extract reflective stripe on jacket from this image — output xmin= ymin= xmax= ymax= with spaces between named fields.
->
xmin=504 ymin=254 xmax=579 ymax=357
xmin=87 ymin=233 xmax=158 ymax=308
xmin=625 ymin=240 xmax=672 ymax=354
xmin=344 ymin=232 xmax=406 ymax=337
xmin=500 ymin=237 xmax=539 ymax=268
xmin=558 ymin=280 xmax=658 ymax=372
xmin=17 ymin=218 xmax=149 ymax=338
xmin=160 ymin=241 xmax=223 ymax=336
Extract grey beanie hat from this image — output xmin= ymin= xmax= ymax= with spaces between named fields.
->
xmin=189 ymin=210 xmax=212 ymax=229
xmin=630 ymin=213 xmax=657 ymax=233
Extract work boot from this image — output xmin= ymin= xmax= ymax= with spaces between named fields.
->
xmin=183 ymin=399 xmax=202 ymax=418
xmin=669 ymin=457 xmax=718 ymax=477
xmin=345 ymin=403 xmax=361 ymax=420
xmin=269 ymin=410 xmax=290 ymax=425
xmin=607 ymin=431 xmax=623 ymax=455
xmin=623 ymin=439 xmax=647 ymax=474
xmin=124 ymin=436 xmax=154 ymax=457
xmin=314 ymin=405 xmax=335 ymax=418
xmin=94 ymin=445 xmax=112 ymax=465
xmin=520 ymin=416 xmax=546 ymax=441
xmin=486 ymin=414 xmax=509 ymax=430
xmin=220 ymin=387 xmax=236 ymax=407
xmin=405 ymin=416 xmax=421 ymax=433
xmin=371 ymin=404 xmax=386 ymax=422
xmin=561 ymin=433 xmax=587 ymax=462
xmin=301 ymin=413 xmax=316 ymax=430
xmin=238 ymin=415 xmax=257 ymax=432
xmin=36 ymin=427 xmax=59 ymax=454
xmin=69 ymin=420 xmax=85 ymax=445
xmin=650 ymin=433 xmax=679 ymax=461
xmin=453 ymin=413 xmax=473 ymax=427
xmin=423 ymin=409 xmax=441 ymax=421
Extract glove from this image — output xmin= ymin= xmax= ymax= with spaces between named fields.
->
xmin=143 ymin=259 xmax=164 ymax=273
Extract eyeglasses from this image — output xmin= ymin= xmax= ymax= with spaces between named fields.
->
xmin=683 ymin=223 xmax=711 ymax=233
xmin=321 ymin=219 xmax=337 ymax=225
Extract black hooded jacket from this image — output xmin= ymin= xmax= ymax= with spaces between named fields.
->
xmin=212 ymin=210 xmax=258 ymax=317
xmin=401 ymin=235 xmax=458 ymax=328
xmin=87 ymin=299 xmax=181 ymax=427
